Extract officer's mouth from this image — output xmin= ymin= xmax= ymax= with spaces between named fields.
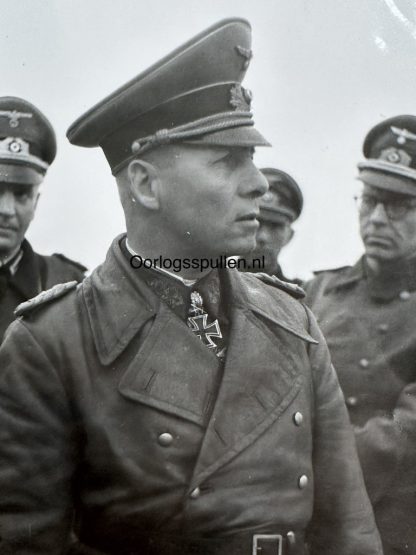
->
xmin=0 ymin=224 xmax=18 ymax=232
xmin=235 ymin=212 xmax=260 ymax=226
xmin=365 ymin=235 xmax=393 ymax=247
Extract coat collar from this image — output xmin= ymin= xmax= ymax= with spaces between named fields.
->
xmin=229 ymin=270 xmax=316 ymax=343
xmin=83 ymin=236 xmax=316 ymax=365
xmin=82 ymin=235 xmax=160 ymax=365
xmin=323 ymin=256 xmax=416 ymax=301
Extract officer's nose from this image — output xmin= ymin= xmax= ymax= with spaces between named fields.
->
xmin=0 ymin=190 xmax=16 ymax=217
xmin=240 ymin=161 xmax=269 ymax=198
xmin=368 ymin=201 xmax=389 ymax=225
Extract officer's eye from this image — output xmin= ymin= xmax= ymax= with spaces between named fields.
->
xmin=212 ymin=151 xmax=233 ymax=165
xmin=14 ymin=189 xmax=33 ymax=202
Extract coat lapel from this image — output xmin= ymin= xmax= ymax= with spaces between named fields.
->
xmin=189 ymin=270 xmax=317 ymax=490
xmin=10 ymin=240 xmax=42 ymax=300
xmin=83 ymin=236 xmax=222 ymax=424
xmin=118 ymin=306 xmax=222 ymax=426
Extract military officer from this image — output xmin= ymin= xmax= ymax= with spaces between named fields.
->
xmin=0 ymin=19 xmax=382 ymax=555
xmin=0 ymin=97 xmax=86 ymax=341
xmin=243 ymin=167 xmax=303 ymax=281
xmin=305 ymin=115 xmax=416 ymax=555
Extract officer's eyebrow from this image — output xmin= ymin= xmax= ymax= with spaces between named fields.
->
xmin=209 ymin=146 xmax=255 ymax=165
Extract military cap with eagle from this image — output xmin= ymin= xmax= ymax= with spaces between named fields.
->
xmin=358 ymin=115 xmax=416 ymax=196
xmin=0 ymin=96 xmax=56 ymax=186
xmin=259 ymin=168 xmax=303 ymax=223
xmin=67 ymin=18 xmax=270 ymax=174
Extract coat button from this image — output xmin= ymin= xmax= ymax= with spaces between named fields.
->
xmin=400 ymin=290 xmax=411 ymax=300
xmin=293 ymin=412 xmax=304 ymax=426
xmin=189 ymin=487 xmax=201 ymax=499
xmin=377 ymin=323 xmax=389 ymax=333
xmin=359 ymin=358 xmax=369 ymax=369
xmin=346 ymin=396 xmax=358 ymax=407
xmin=158 ymin=432 xmax=173 ymax=447
xmin=298 ymin=475 xmax=308 ymax=489
xmin=286 ymin=531 xmax=296 ymax=545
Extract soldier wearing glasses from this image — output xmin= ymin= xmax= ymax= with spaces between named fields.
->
xmin=305 ymin=115 xmax=416 ymax=555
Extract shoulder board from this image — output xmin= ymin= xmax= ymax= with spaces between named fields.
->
xmin=313 ymin=265 xmax=350 ymax=276
xmin=14 ymin=281 xmax=78 ymax=317
xmin=52 ymin=253 xmax=87 ymax=273
xmin=253 ymin=272 xmax=305 ymax=299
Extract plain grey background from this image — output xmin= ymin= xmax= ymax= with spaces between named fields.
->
xmin=1 ymin=0 xmax=415 ymax=279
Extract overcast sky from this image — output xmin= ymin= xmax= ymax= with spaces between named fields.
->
xmin=2 ymin=0 xmax=416 ymax=279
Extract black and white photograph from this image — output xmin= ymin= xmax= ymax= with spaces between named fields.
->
xmin=0 ymin=1 xmax=416 ymax=554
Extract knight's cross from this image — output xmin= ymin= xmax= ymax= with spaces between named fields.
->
xmin=187 ymin=313 xmax=222 ymax=348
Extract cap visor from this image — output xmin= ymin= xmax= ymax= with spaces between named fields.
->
xmin=259 ymin=207 xmax=293 ymax=224
xmin=184 ymin=125 xmax=271 ymax=148
xmin=358 ymin=169 xmax=416 ymax=197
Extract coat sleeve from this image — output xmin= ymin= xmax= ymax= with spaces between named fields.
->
xmin=0 ymin=320 xmax=76 ymax=554
xmin=304 ymin=306 xmax=383 ymax=555
xmin=354 ymin=382 xmax=416 ymax=504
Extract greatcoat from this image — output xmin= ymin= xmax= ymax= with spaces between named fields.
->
xmin=0 ymin=237 xmax=382 ymax=555
xmin=305 ymin=257 xmax=416 ymax=555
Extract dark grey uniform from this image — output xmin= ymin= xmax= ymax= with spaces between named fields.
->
xmin=0 ymin=239 xmax=85 ymax=341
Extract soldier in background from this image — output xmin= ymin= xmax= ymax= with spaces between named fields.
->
xmin=0 ymin=97 xmax=86 ymax=341
xmin=305 ymin=115 xmax=416 ymax=555
xmin=244 ymin=167 xmax=303 ymax=282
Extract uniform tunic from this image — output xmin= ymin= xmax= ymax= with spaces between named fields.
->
xmin=305 ymin=257 xmax=416 ymax=555
xmin=0 ymin=237 xmax=382 ymax=555
xmin=0 ymin=239 xmax=86 ymax=341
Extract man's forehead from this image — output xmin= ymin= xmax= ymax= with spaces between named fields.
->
xmin=362 ymin=183 xmax=414 ymax=201
xmin=180 ymin=143 xmax=254 ymax=154
xmin=159 ymin=143 xmax=254 ymax=162
xmin=0 ymin=181 xmax=36 ymax=192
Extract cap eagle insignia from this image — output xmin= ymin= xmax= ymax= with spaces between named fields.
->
xmin=229 ymin=84 xmax=252 ymax=112
xmin=0 ymin=110 xmax=33 ymax=128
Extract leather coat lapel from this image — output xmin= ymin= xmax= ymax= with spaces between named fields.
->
xmin=83 ymin=236 xmax=159 ymax=365
xmin=189 ymin=270 xmax=316 ymax=489
xmin=84 ymin=236 xmax=222 ymax=423
xmin=118 ymin=305 xmax=221 ymax=425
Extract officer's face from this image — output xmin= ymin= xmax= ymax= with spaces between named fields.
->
xmin=359 ymin=184 xmax=416 ymax=263
xmin=250 ymin=219 xmax=293 ymax=272
xmin=0 ymin=182 xmax=39 ymax=258
xmin=156 ymin=145 xmax=269 ymax=257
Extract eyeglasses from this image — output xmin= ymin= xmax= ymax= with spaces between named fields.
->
xmin=354 ymin=194 xmax=416 ymax=221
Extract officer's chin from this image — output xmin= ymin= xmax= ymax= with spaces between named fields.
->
xmin=364 ymin=244 xmax=396 ymax=262
xmin=0 ymin=232 xmax=19 ymax=256
xmin=229 ymin=235 xmax=258 ymax=257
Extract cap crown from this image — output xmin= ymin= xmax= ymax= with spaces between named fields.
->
xmin=0 ymin=96 xmax=56 ymax=169
xmin=67 ymin=18 xmax=269 ymax=174
xmin=358 ymin=115 xmax=416 ymax=196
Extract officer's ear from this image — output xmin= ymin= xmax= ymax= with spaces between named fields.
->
xmin=283 ymin=226 xmax=295 ymax=247
xmin=33 ymin=186 xmax=41 ymax=211
xmin=127 ymin=159 xmax=161 ymax=210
